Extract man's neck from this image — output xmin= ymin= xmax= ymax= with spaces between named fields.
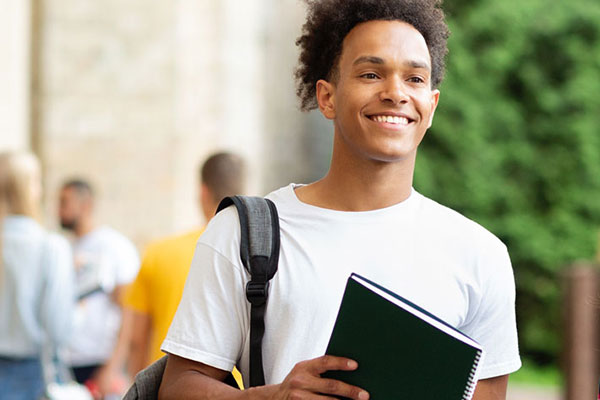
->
xmin=295 ymin=147 xmax=416 ymax=212
xmin=75 ymin=218 xmax=96 ymax=238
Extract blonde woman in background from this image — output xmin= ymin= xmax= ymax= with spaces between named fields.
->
xmin=0 ymin=151 xmax=75 ymax=400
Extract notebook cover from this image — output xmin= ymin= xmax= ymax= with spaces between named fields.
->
xmin=322 ymin=274 xmax=482 ymax=399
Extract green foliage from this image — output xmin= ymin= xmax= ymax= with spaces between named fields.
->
xmin=415 ymin=0 xmax=600 ymax=364
xmin=510 ymin=358 xmax=562 ymax=387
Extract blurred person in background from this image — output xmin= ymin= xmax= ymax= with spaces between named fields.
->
xmin=58 ymin=179 xmax=140 ymax=395
xmin=123 ymin=152 xmax=246 ymax=385
xmin=0 ymin=151 xmax=75 ymax=399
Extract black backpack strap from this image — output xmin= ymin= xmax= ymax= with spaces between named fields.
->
xmin=217 ymin=196 xmax=280 ymax=387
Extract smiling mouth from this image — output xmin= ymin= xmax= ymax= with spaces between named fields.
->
xmin=368 ymin=115 xmax=413 ymax=125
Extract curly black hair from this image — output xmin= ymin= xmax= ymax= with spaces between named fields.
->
xmin=295 ymin=0 xmax=450 ymax=111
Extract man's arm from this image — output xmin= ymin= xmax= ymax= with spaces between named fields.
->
xmin=127 ymin=310 xmax=152 ymax=377
xmin=473 ymin=375 xmax=509 ymax=400
xmin=93 ymin=304 xmax=135 ymax=395
xmin=111 ymin=283 xmax=129 ymax=305
xmin=158 ymin=354 xmax=370 ymax=400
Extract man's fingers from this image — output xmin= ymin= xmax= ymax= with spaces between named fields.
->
xmin=283 ymin=356 xmax=368 ymax=400
xmin=306 ymin=375 xmax=369 ymax=400
xmin=289 ymin=356 xmax=369 ymax=400
xmin=303 ymin=355 xmax=359 ymax=375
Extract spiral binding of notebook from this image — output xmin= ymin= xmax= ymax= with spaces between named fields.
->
xmin=462 ymin=350 xmax=483 ymax=400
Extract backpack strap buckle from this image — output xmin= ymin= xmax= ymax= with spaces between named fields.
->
xmin=246 ymin=281 xmax=269 ymax=306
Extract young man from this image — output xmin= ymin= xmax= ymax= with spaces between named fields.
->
xmin=159 ymin=1 xmax=521 ymax=399
xmin=58 ymin=180 xmax=140 ymax=389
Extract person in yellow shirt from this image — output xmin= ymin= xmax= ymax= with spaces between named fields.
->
xmin=125 ymin=230 xmax=203 ymax=367
xmin=124 ymin=152 xmax=247 ymax=384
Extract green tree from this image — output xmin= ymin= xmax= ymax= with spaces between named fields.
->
xmin=416 ymin=0 xmax=600 ymax=364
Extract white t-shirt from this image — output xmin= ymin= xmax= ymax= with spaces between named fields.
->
xmin=163 ymin=184 xmax=521 ymax=386
xmin=67 ymin=226 xmax=140 ymax=366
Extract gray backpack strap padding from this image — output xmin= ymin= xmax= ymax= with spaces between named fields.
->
xmin=216 ymin=195 xmax=280 ymax=387
xmin=218 ymin=196 xmax=280 ymax=282
xmin=244 ymin=197 xmax=273 ymax=259
xmin=123 ymin=355 xmax=168 ymax=400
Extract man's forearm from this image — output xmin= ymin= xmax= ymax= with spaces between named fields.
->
xmin=127 ymin=341 xmax=150 ymax=379
xmin=158 ymin=354 xmax=278 ymax=400
xmin=158 ymin=369 xmax=275 ymax=400
xmin=127 ymin=311 xmax=151 ymax=377
xmin=159 ymin=354 xmax=367 ymax=400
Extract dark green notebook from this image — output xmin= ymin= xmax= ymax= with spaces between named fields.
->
xmin=323 ymin=273 xmax=484 ymax=400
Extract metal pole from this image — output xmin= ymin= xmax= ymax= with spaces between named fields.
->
xmin=563 ymin=263 xmax=599 ymax=400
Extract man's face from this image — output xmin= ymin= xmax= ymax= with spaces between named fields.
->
xmin=317 ymin=20 xmax=440 ymax=163
xmin=59 ymin=187 xmax=84 ymax=231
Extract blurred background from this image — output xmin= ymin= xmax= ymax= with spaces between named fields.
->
xmin=2 ymin=0 xmax=600 ymax=398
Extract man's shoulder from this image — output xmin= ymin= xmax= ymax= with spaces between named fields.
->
xmin=87 ymin=225 xmax=132 ymax=244
xmin=416 ymin=192 xmax=506 ymax=250
xmin=197 ymin=186 xmax=295 ymax=259
xmin=207 ymin=184 xmax=295 ymax=227
xmin=83 ymin=226 xmax=139 ymax=261
xmin=200 ymin=204 xmax=241 ymax=245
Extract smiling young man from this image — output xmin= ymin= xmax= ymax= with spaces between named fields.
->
xmin=158 ymin=1 xmax=521 ymax=399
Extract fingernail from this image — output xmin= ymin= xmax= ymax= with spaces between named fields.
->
xmin=347 ymin=360 xmax=358 ymax=369
xmin=359 ymin=391 xmax=369 ymax=400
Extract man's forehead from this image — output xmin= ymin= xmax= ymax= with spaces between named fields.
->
xmin=62 ymin=186 xmax=78 ymax=195
xmin=340 ymin=20 xmax=431 ymax=65
xmin=61 ymin=186 xmax=88 ymax=200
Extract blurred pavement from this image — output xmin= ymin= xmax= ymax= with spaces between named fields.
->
xmin=507 ymin=384 xmax=561 ymax=400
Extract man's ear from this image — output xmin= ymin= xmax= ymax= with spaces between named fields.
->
xmin=81 ymin=195 xmax=94 ymax=215
xmin=200 ymin=183 xmax=218 ymax=223
xmin=427 ymin=89 xmax=440 ymax=129
xmin=316 ymin=79 xmax=336 ymax=120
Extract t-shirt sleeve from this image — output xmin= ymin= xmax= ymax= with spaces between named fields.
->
xmin=114 ymin=236 xmax=141 ymax=286
xmin=462 ymin=240 xmax=521 ymax=379
xmin=161 ymin=210 xmax=249 ymax=372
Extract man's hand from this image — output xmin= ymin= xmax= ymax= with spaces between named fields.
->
xmin=159 ymin=354 xmax=368 ymax=399
xmin=268 ymin=355 xmax=369 ymax=400
xmin=90 ymin=364 xmax=127 ymax=398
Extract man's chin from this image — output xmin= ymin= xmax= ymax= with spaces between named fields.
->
xmin=60 ymin=222 xmax=76 ymax=231
xmin=367 ymin=148 xmax=418 ymax=164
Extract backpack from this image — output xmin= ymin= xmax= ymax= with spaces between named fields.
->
xmin=123 ymin=196 xmax=280 ymax=399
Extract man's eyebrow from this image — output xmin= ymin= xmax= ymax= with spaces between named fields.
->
xmin=352 ymin=56 xmax=385 ymax=66
xmin=352 ymin=56 xmax=431 ymax=71
xmin=405 ymin=60 xmax=431 ymax=70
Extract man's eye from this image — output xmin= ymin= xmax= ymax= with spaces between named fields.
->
xmin=408 ymin=76 xmax=425 ymax=83
xmin=361 ymin=73 xmax=379 ymax=79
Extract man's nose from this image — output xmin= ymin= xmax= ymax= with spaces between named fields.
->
xmin=379 ymin=77 xmax=409 ymax=104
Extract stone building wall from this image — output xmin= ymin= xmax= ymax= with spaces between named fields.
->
xmin=31 ymin=0 xmax=325 ymax=249
xmin=0 ymin=0 xmax=331 ymax=249
xmin=39 ymin=0 xmax=180 ymax=247
xmin=0 ymin=0 xmax=31 ymax=150
xmin=262 ymin=0 xmax=335 ymax=189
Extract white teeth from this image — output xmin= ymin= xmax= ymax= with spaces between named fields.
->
xmin=372 ymin=115 xmax=409 ymax=125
